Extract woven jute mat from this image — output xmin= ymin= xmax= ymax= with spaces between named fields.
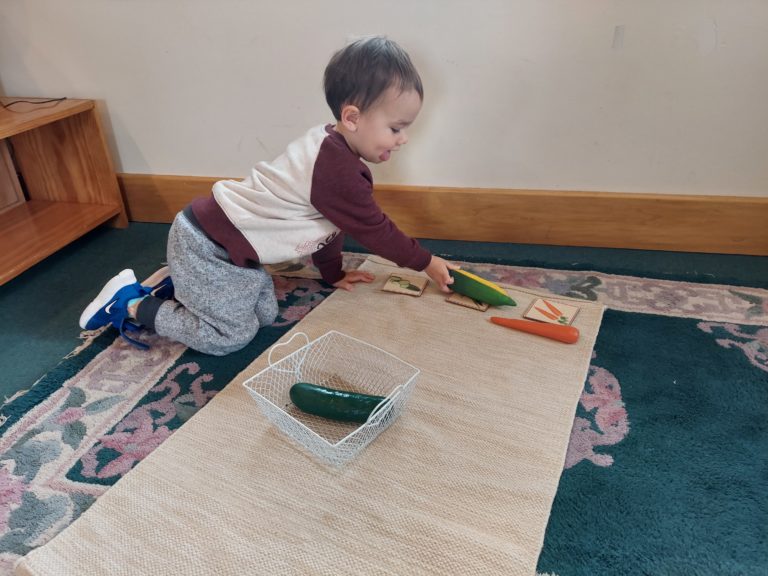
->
xmin=16 ymin=256 xmax=604 ymax=576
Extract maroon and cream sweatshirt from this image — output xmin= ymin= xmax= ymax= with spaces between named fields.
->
xmin=189 ymin=124 xmax=431 ymax=284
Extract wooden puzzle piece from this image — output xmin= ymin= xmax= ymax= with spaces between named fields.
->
xmin=445 ymin=292 xmax=490 ymax=311
xmin=523 ymin=298 xmax=580 ymax=325
xmin=381 ymin=273 xmax=428 ymax=296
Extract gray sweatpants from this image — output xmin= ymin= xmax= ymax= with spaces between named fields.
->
xmin=149 ymin=212 xmax=278 ymax=356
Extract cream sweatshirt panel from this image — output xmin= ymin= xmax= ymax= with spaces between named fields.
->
xmin=212 ymin=125 xmax=340 ymax=264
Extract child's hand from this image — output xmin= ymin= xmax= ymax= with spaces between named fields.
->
xmin=332 ymin=270 xmax=376 ymax=291
xmin=424 ymin=256 xmax=459 ymax=293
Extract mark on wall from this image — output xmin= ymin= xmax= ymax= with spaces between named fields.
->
xmin=611 ymin=25 xmax=625 ymax=50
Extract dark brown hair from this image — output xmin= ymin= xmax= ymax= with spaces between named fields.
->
xmin=324 ymin=36 xmax=423 ymax=121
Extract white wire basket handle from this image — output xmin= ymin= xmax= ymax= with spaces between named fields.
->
xmin=365 ymin=385 xmax=405 ymax=426
xmin=267 ymin=332 xmax=311 ymax=374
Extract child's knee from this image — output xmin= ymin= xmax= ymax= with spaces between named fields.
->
xmin=202 ymin=342 xmax=246 ymax=356
xmin=214 ymin=320 xmax=263 ymax=355
xmin=198 ymin=332 xmax=253 ymax=356
xmin=255 ymin=293 xmax=278 ymax=327
xmin=253 ymin=270 xmax=278 ymax=326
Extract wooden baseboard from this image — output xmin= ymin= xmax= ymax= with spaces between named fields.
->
xmin=118 ymin=173 xmax=768 ymax=256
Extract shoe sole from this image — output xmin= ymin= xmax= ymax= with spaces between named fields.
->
xmin=79 ymin=269 xmax=138 ymax=329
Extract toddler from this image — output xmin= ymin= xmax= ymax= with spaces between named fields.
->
xmin=80 ymin=36 xmax=455 ymax=355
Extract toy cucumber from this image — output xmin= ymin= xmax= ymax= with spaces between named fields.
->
xmin=289 ymin=383 xmax=388 ymax=423
xmin=449 ymin=269 xmax=516 ymax=307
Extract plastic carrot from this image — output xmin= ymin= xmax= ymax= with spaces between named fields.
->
xmin=490 ymin=317 xmax=580 ymax=344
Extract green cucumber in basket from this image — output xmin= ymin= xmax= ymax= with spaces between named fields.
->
xmin=289 ymin=383 xmax=388 ymax=423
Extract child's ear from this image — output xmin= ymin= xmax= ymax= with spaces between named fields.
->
xmin=340 ymin=104 xmax=360 ymax=131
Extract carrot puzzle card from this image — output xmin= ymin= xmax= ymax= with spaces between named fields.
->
xmin=523 ymin=298 xmax=580 ymax=325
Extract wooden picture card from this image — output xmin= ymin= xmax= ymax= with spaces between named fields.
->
xmin=445 ymin=292 xmax=490 ymax=311
xmin=523 ymin=297 xmax=580 ymax=325
xmin=381 ymin=273 xmax=428 ymax=296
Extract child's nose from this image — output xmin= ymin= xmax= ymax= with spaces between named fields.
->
xmin=398 ymin=131 xmax=409 ymax=145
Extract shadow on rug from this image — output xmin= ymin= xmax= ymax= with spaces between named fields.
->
xmin=1 ymin=256 xmax=766 ymax=575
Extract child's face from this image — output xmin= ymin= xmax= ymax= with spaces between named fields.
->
xmin=345 ymin=87 xmax=422 ymax=164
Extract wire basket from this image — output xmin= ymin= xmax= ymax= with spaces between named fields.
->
xmin=242 ymin=331 xmax=420 ymax=467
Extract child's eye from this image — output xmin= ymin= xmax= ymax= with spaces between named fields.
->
xmin=391 ymin=128 xmax=401 ymax=134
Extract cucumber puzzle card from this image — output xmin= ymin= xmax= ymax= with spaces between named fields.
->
xmin=382 ymin=273 xmax=428 ymax=296
xmin=523 ymin=297 xmax=580 ymax=325
xmin=445 ymin=292 xmax=490 ymax=311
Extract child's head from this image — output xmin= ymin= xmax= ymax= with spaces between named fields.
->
xmin=324 ymin=36 xmax=424 ymax=164
xmin=324 ymin=36 xmax=423 ymax=121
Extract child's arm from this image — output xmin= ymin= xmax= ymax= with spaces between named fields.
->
xmin=311 ymin=157 xmax=454 ymax=286
xmin=311 ymin=170 xmax=433 ymax=276
xmin=311 ymin=233 xmax=346 ymax=285
xmin=424 ymin=255 xmax=458 ymax=293
xmin=311 ymin=232 xmax=375 ymax=290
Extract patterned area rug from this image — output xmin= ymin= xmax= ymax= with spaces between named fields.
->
xmin=1 ymin=255 xmax=766 ymax=575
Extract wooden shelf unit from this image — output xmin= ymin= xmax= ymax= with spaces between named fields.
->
xmin=0 ymin=97 xmax=127 ymax=285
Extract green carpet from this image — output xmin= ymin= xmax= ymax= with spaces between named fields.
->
xmin=540 ymin=310 xmax=767 ymax=575
xmin=0 ymin=224 xmax=169 ymax=400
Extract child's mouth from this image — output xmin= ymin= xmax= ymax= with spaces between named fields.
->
xmin=378 ymin=150 xmax=391 ymax=162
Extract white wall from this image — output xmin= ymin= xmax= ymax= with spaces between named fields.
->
xmin=1 ymin=0 xmax=766 ymax=197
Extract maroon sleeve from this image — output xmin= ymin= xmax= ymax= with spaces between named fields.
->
xmin=310 ymin=131 xmax=432 ymax=272
xmin=311 ymin=232 xmax=345 ymax=284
